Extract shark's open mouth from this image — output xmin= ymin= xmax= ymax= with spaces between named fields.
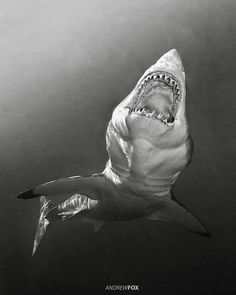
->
xmin=130 ymin=71 xmax=182 ymax=126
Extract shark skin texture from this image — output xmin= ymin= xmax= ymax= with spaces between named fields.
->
xmin=17 ymin=49 xmax=210 ymax=255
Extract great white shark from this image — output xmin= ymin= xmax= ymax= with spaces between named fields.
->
xmin=17 ymin=49 xmax=210 ymax=255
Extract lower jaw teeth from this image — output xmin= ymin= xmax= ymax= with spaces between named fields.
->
xmin=131 ymin=109 xmax=174 ymax=125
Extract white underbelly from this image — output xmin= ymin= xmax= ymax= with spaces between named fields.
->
xmin=129 ymin=139 xmax=187 ymax=179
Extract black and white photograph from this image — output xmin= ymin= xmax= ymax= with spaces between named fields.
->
xmin=0 ymin=1 xmax=235 ymax=294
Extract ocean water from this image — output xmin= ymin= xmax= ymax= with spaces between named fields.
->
xmin=0 ymin=0 xmax=235 ymax=294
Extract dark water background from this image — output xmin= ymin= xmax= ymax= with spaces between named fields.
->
xmin=0 ymin=0 xmax=235 ymax=294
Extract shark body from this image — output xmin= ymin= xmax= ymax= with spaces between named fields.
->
xmin=17 ymin=49 xmax=210 ymax=255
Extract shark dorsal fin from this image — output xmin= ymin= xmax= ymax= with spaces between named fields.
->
xmin=147 ymin=197 xmax=210 ymax=236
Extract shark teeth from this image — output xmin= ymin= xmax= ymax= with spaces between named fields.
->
xmin=137 ymin=71 xmax=182 ymax=109
xmin=139 ymin=71 xmax=181 ymax=94
xmin=133 ymin=71 xmax=182 ymax=126
xmin=130 ymin=108 xmax=174 ymax=126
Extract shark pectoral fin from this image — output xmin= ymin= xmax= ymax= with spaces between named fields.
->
xmin=17 ymin=173 xmax=104 ymax=200
xmin=81 ymin=217 xmax=104 ymax=232
xmin=147 ymin=198 xmax=211 ymax=237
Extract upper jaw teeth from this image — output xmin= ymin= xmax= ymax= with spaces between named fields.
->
xmin=138 ymin=71 xmax=181 ymax=102
xmin=140 ymin=72 xmax=179 ymax=88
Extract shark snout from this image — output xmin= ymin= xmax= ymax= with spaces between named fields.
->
xmin=151 ymin=49 xmax=185 ymax=83
xmin=156 ymin=49 xmax=185 ymax=72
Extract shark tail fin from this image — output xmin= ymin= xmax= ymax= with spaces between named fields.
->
xmin=32 ymin=196 xmax=54 ymax=256
xmin=147 ymin=197 xmax=211 ymax=237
